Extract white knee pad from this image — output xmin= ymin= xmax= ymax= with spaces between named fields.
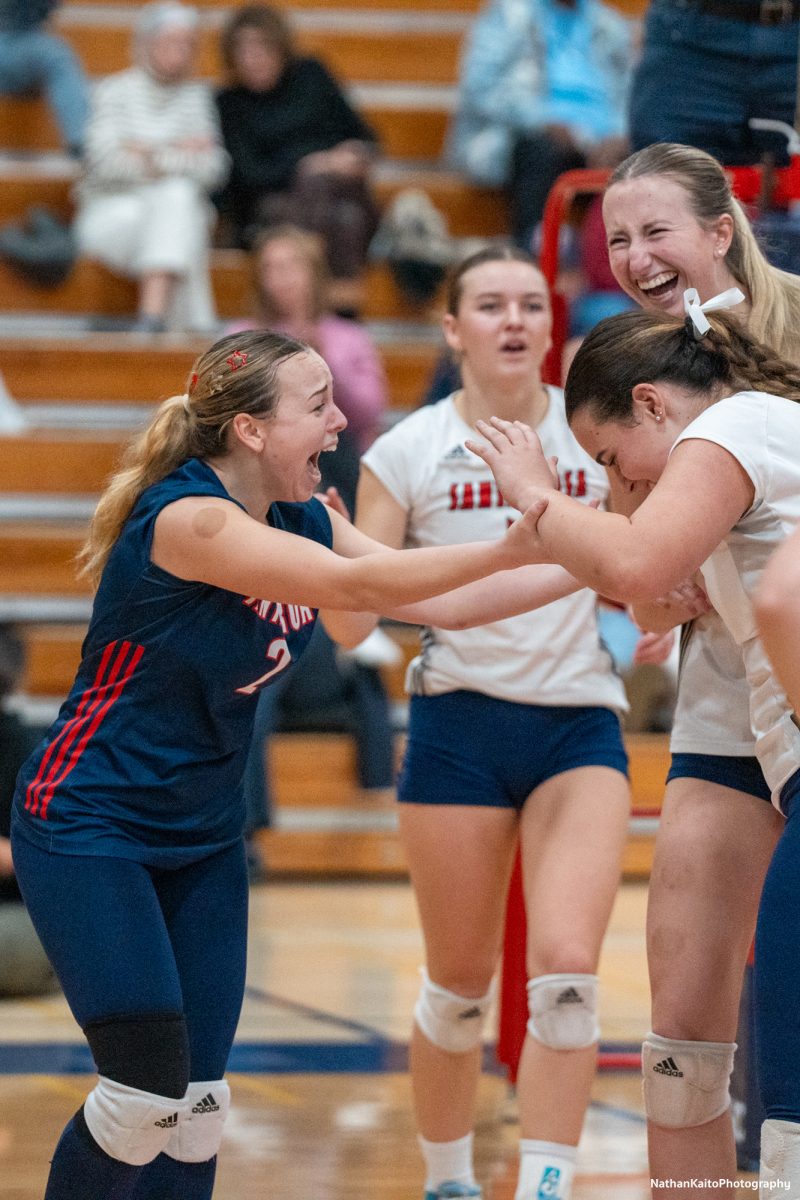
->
xmin=760 ymin=1118 xmax=800 ymax=1187
xmin=526 ymin=974 xmax=600 ymax=1050
xmin=165 ymin=1079 xmax=230 ymax=1163
xmin=642 ymin=1033 xmax=736 ymax=1129
xmin=413 ymin=967 xmax=495 ymax=1053
xmin=83 ymin=1075 xmax=185 ymax=1166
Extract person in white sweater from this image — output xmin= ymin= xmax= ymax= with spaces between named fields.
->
xmin=74 ymin=2 xmax=229 ymax=333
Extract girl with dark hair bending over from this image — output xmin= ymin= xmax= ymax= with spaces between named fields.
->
xmin=600 ymin=140 xmax=800 ymax=1194
xmin=10 ymin=329 xmax=546 ymax=1200
xmin=467 ymin=295 xmax=800 ymax=1196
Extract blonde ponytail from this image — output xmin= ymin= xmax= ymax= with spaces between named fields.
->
xmin=728 ymin=200 xmax=800 ymax=360
xmin=78 ymin=327 xmax=309 ymax=586
xmin=78 ymin=394 xmax=196 ymax=584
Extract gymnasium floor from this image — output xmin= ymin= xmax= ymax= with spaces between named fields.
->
xmin=0 ymin=879 xmax=664 ymax=1198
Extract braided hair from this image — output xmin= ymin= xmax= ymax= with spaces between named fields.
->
xmin=564 ymin=307 xmax=800 ymax=427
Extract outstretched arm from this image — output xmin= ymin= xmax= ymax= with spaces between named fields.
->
xmin=755 ymin=526 xmax=800 ymax=715
xmin=466 ymin=418 xmax=754 ymax=603
xmin=151 ymin=491 xmax=549 ymax=621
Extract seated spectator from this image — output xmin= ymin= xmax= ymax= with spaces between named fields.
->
xmin=0 ymin=625 xmax=57 ymax=998
xmin=228 ymin=225 xmax=388 ymax=457
xmin=73 ymin=1 xmax=229 ymax=334
xmin=0 ymin=1 xmax=89 ymax=159
xmin=448 ymin=0 xmax=635 ymax=250
xmin=215 ymin=4 xmax=380 ymax=303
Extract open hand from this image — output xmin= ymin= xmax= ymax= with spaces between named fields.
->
xmin=655 ymin=578 xmax=711 ymax=619
xmin=632 ymin=629 xmax=675 ymax=667
xmin=465 ymin=417 xmax=558 ymax=512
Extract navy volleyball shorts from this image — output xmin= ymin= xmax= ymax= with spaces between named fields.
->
xmin=667 ymin=752 xmax=772 ymax=804
xmin=397 ymin=690 xmax=628 ymax=809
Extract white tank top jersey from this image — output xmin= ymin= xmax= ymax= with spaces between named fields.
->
xmin=672 ymin=390 xmax=800 ymax=803
xmin=670 ymin=611 xmax=757 ymax=757
xmin=361 ymin=389 xmax=627 ymax=713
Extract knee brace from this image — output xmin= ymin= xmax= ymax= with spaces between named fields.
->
xmin=526 ymin=974 xmax=600 ymax=1050
xmin=413 ymin=967 xmax=495 ymax=1053
xmin=164 ymin=1079 xmax=231 ymax=1163
xmin=642 ymin=1032 xmax=736 ymax=1128
xmin=761 ymin=1118 xmax=800 ymax=1186
xmin=84 ymin=1012 xmax=190 ymax=1100
xmin=83 ymin=1075 xmax=185 ymax=1166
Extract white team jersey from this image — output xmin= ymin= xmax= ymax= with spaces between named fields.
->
xmin=362 ymin=390 xmax=627 ymax=712
xmin=672 ymin=390 xmax=800 ymax=803
xmin=670 ymin=612 xmax=756 ymax=756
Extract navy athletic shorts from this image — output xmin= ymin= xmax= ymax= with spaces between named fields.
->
xmin=398 ymin=690 xmax=628 ymax=809
xmin=667 ymin=753 xmax=772 ymax=804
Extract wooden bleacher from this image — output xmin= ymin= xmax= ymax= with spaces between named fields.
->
xmin=0 ymin=0 xmax=654 ymax=879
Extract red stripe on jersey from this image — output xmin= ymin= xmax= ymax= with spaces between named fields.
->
xmin=25 ymin=639 xmax=119 ymax=817
xmin=26 ymin=641 xmax=143 ymax=820
xmin=37 ymin=641 xmax=144 ymax=821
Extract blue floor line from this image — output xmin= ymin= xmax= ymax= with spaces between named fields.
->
xmin=244 ymin=984 xmax=390 ymax=1043
xmin=0 ymin=1039 xmax=643 ymax=1076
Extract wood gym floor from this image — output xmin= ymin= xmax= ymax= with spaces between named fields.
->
xmin=0 ymin=878 xmax=655 ymax=1199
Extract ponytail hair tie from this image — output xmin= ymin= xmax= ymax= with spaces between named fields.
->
xmin=683 ymin=287 xmax=745 ymax=339
xmin=181 ymin=393 xmax=191 ymax=414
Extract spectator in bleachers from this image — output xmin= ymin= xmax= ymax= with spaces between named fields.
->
xmin=73 ymin=1 xmax=229 ymax=334
xmin=0 ymin=625 xmax=57 ymax=999
xmin=449 ymin=0 xmax=635 ymax=252
xmin=227 ymin=224 xmax=388 ymax=455
xmin=0 ymin=1 xmax=89 ymax=159
xmin=630 ymin=0 xmax=800 ymax=166
xmin=215 ymin=4 xmax=380 ymax=306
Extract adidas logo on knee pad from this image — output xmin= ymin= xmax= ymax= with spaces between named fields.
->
xmin=191 ymin=1092 xmax=221 ymax=1113
xmin=556 ymin=987 xmax=583 ymax=1005
xmin=652 ymin=1056 xmax=684 ymax=1078
xmin=154 ymin=1113 xmax=179 ymax=1128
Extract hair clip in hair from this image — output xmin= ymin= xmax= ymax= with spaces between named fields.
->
xmin=189 ymin=372 xmax=199 ymax=392
xmin=683 ymin=286 xmax=745 ymax=339
xmin=226 ymin=350 xmax=249 ymax=371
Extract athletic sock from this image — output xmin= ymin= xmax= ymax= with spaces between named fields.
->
xmin=130 ymin=1152 xmax=217 ymax=1199
xmin=419 ymin=1131 xmax=477 ymax=1190
xmin=515 ymin=1139 xmax=577 ymax=1200
xmin=44 ymin=1108 xmax=141 ymax=1200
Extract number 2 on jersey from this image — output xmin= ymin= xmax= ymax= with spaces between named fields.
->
xmin=236 ymin=637 xmax=292 ymax=696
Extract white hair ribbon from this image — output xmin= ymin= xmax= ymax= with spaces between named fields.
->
xmin=683 ymin=287 xmax=745 ymax=338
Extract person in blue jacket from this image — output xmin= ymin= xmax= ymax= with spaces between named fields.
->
xmin=11 ymin=328 xmax=544 ymax=1200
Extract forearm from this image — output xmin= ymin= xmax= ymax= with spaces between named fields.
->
xmin=333 ymin=538 xmax=512 ymax=612
xmin=534 ymin=493 xmax=683 ymax=602
xmin=321 ymin=608 xmax=379 ymax=648
xmin=382 ymin=564 xmax=580 ymax=629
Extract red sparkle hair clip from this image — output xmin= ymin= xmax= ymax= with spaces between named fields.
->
xmin=226 ymin=350 xmax=249 ymax=372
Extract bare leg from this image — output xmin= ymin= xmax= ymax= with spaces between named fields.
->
xmin=399 ymin=803 xmax=518 ymax=1143
xmin=516 ymin=766 xmax=629 ymax=1145
xmin=647 ymin=777 xmax=782 ymax=1197
xmin=138 ymin=271 xmax=177 ymax=324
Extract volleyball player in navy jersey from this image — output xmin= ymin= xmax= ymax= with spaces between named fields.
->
xmin=10 ymin=329 xmax=548 ymax=1200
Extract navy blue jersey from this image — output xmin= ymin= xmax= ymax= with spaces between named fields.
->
xmin=13 ymin=458 xmax=332 ymax=865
